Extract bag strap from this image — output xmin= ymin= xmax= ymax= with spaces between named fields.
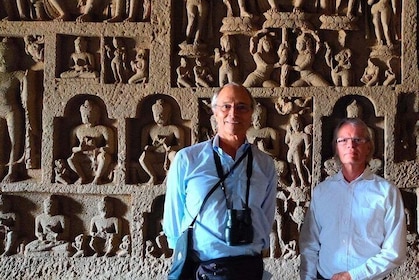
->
xmin=189 ymin=145 xmax=251 ymax=228
xmin=213 ymin=147 xmax=253 ymax=209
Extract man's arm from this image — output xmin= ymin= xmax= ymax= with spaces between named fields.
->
xmin=347 ymin=186 xmax=407 ymax=280
xmin=162 ymin=151 xmax=187 ymax=248
xmin=299 ymin=200 xmax=321 ymax=280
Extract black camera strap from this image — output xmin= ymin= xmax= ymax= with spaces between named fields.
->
xmin=213 ymin=145 xmax=253 ymax=209
xmin=188 ymin=145 xmax=251 ymax=228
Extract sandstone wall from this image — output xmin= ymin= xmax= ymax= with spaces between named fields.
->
xmin=0 ymin=0 xmax=418 ymax=279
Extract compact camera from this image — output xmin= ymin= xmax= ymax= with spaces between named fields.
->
xmin=225 ymin=208 xmax=253 ymax=246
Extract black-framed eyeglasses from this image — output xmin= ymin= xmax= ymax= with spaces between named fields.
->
xmin=214 ymin=104 xmax=251 ymax=113
xmin=336 ymin=137 xmax=370 ymax=145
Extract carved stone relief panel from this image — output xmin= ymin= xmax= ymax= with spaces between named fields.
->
xmin=104 ymin=37 xmax=148 ymax=84
xmin=53 ymin=95 xmax=117 ymax=185
xmin=126 ymin=95 xmax=190 ymax=185
xmin=57 ymin=35 xmax=100 ymax=81
xmin=0 ymin=193 xmax=131 ymax=258
xmin=172 ymin=0 xmax=402 ymax=88
xmin=0 ymin=0 xmax=150 ymax=22
xmin=0 ymin=36 xmax=43 ymax=183
xmin=321 ymin=95 xmax=385 ymax=178
xmin=143 ymin=195 xmax=171 ymax=259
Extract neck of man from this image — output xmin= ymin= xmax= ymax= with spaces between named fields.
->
xmin=218 ymin=134 xmax=246 ymax=159
xmin=341 ymin=163 xmax=367 ymax=183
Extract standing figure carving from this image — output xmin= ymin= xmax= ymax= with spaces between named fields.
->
xmin=25 ymin=195 xmax=70 ymax=256
xmin=184 ymin=0 xmax=209 ymax=44
xmin=0 ymin=38 xmax=26 ymax=183
xmin=89 ymin=197 xmax=121 ymax=257
xmin=368 ymin=0 xmax=398 ymax=46
xmin=106 ymin=37 xmax=127 ymax=83
xmin=214 ymin=35 xmax=239 ymax=87
xmin=285 ymin=114 xmax=311 ymax=187
xmin=67 ymin=100 xmax=116 ymax=185
xmin=139 ymin=99 xmax=185 ymax=184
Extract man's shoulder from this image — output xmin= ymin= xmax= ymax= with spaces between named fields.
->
xmin=178 ymin=140 xmax=211 ymax=155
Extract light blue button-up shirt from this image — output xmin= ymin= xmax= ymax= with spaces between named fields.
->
xmin=163 ymin=136 xmax=277 ymax=261
xmin=299 ymin=168 xmax=407 ymax=280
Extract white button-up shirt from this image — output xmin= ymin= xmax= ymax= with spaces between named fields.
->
xmin=299 ymin=168 xmax=407 ymax=280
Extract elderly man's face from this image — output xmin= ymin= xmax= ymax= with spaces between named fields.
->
xmin=213 ymin=85 xmax=253 ymax=139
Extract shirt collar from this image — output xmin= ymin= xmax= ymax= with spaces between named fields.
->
xmin=212 ymin=135 xmax=250 ymax=157
xmin=335 ymin=166 xmax=374 ymax=182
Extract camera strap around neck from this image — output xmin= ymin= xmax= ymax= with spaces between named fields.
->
xmin=188 ymin=145 xmax=252 ymax=228
xmin=213 ymin=145 xmax=253 ymax=210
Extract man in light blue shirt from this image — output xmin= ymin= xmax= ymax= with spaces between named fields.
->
xmin=300 ymin=118 xmax=406 ymax=280
xmin=163 ymin=83 xmax=277 ymax=279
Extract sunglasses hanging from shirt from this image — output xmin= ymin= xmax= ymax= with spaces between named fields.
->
xmin=213 ymin=146 xmax=254 ymax=246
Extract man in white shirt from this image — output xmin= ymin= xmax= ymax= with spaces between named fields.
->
xmin=299 ymin=117 xmax=406 ymax=280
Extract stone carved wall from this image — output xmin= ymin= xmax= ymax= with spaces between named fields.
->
xmin=0 ymin=0 xmax=418 ymax=279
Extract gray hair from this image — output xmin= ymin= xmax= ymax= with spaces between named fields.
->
xmin=211 ymin=83 xmax=256 ymax=110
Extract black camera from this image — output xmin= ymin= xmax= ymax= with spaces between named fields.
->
xmin=225 ymin=208 xmax=253 ymax=246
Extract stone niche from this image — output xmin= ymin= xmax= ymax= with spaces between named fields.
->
xmin=0 ymin=0 xmax=418 ymax=279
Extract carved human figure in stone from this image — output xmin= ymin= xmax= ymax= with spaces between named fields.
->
xmin=24 ymin=35 xmax=44 ymax=64
xmin=38 ymin=0 xmax=71 ymax=21
xmin=360 ymin=58 xmax=379 ymax=86
xmin=67 ymin=100 xmax=116 ymax=185
xmin=246 ymin=103 xmax=280 ymax=158
xmin=282 ymin=240 xmax=298 ymax=259
xmin=128 ymin=48 xmax=148 ymax=84
xmin=184 ymin=0 xmax=209 ymax=44
xmin=25 ymin=195 xmax=70 ymax=256
xmin=383 ymin=57 xmax=397 ymax=86
xmin=106 ymin=37 xmax=127 ymax=83
xmin=368 ymin=0 xmax=398 ymax=46
xmin=54 ymin=159 xmax=71 ymax=184
xmin=0 ymin=38 xmax=26 ymax=183
xmin=222 ymin=0 xmax=255 ymax=17
xmin=325 ymin=43 xmax=353 ymax=86
xmin=292 ymin=33 xmax=329 ymax=87
xmin=193 ymin=57 xmax=214 ymax=87
xmin=0 ymin=0 xmax=29 ymax=20
xmin=60 ymin=37 xmax=99 ymax=79
xmin=124 ymin=0 xmax=151 ymax=22
xmin=275 ymin=41 xmax=291 ymax=87
xmin=117 ymin=235 xmax=130 ymax=257
xmin=139 ymin=99 xmax=185 ymax=184
xmin=89 ymin=197 xmax=121 ymax=257
xmin=285 ymin=114 xmax=311 ymax=187
xmin=293 ymin=0 xmax=306 ymax=12
xmin=243 ymin=32 xmax=278 ymax=88
xmin=0 ymin=195 xmax=19 ymax=256
xmin=76 ymin=0 xmax=113 ymax=22
xmin=214 ymin=35 xmax=239 ymax=87
xmin=176 ymin=57 xmax=194 ymax=88
xmin=72 ymin=234 xmax=85 ymax=257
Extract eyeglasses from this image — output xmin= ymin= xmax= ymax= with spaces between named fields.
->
xmin=336 ymin=137 xmax=370 ymax=145
xmin=214 ymin=104 xmax=252 ymax=113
